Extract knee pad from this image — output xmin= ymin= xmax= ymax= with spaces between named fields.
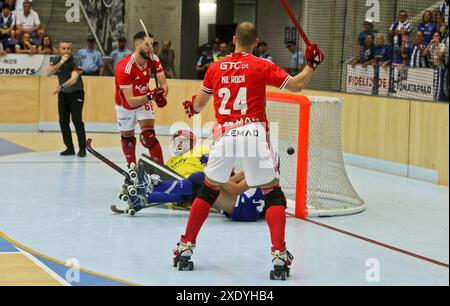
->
xmin=263 ymin=187 xmax=287 ymax=208
xmin=197 ymin=181 xmax=220 ymax=205
xmin=140 ymin=128 xmax=159 ymax=149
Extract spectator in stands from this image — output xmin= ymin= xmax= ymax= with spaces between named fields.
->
xmin=15 ymin=0 xmax=44 ymax=43
xmin=441 ymin=0 xmax=449 ymax=28
xmin=0 ymin=0 xmax=15 ymax=11
xmin=418 ymin=11 xmax=437 ymax=46
xmin=357 ymin=19 xmax=378 ymax=56
xmin=352 ymin=34 xmax=375 ymax=68
xmin=285 ymin=40 xmax=305 ymax=76
xmin=159 ymin=39 xmax=176 ymax=79
xmin=76 ymin=35 xmax=105 ymax=76
xmin=196 ymin=43 xmax=213 ymax=80
xmin=14 ymin=31 xmax=35 ymax=54
xmin=213 ymin=42 xmax=229 ymax=62
xmin=37 ymin=35 xmax=57 ymax=54
xmin=257 ymin=41 xmax=273 ymax=62
xmin=0 ymin=3 xmax=15 ymax=42
xmin=401 ymin=31 xmax=430 ymax=68
xmin=443 ymin=35 xmax=449 ymax=99
xmin=389 ymin=10 xmax=412 ymax=65
xmin=373 ymin=33 xmax=392 ymax=69
xmin=435 ymin=11 xmax=447 ymax=38
xmin=212 ymin=37 xmax=220 ymax=57
xmin=47 ymin=40 xmax=86 ymax=158
xmin=153 ymin=41 xmax=159 ymax=55
xmin=425 ymin=32 xmax=446 ymax=68
xmin=108 ymin=36 xmax=131 ymax=75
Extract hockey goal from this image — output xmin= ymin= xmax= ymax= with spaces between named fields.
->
xmin=263 ymin=92 xmax=365 ymax=218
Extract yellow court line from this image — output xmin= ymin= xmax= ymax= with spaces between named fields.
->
xmin=0 ymin=231 xmax=141 ymax=286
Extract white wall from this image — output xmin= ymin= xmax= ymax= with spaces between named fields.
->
xmin=199 ymin=0 xmax=217 ymax=45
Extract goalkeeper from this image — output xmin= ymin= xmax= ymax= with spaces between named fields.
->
xmin=122 ymin=129 xmax=266 ymax=222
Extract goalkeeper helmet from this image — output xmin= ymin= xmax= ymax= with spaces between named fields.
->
xmin=171 ymin=130 xmax=197 ymax=156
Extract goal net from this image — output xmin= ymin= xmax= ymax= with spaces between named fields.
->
xmin=263 ymin=92 xmax=365 ymax=217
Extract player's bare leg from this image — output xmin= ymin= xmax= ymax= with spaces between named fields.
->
xmin=138 ymin=119 xmax=164 ymax=164
xmin=259 ymin=179 xmax=293 ymax=280
xmin=173 ymin=177 xmax=221 ymax=271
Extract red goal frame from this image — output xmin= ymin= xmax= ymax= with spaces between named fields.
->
xmin=266 ymin=92 xmax=310 ymax=218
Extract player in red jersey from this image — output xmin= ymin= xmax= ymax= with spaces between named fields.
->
xmin=173 ymin=22 xmax=324 ymax=279
xmin=115 ymin=31 xmax=168 ymax=179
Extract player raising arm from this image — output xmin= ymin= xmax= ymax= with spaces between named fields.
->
xmin=176 ymin=22 xmax=324 ymax=279
xmin=114 ymin=31 xmax=168 ymax=179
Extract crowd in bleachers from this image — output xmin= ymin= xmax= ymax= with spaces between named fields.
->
xmin=353 ymin=1 xmax=449 ymax=69
xmin=0 ymin=0 xmax=51 ymax=55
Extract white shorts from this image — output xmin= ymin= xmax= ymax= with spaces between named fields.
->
xmin=205 ymin=122 xmax=280 ymax=187
xmin=115 ymin=103 xmax=155 ymax=132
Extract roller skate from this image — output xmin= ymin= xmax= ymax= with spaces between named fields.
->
xmin=136 ymin=159 xmax=161 ymax=194
xmin=270 ymin=249 xmax=294 ymax=281
xmin=122 ymin=163 xmax=138 ymax=197
xmin=173 ymin=241 xmax=195 ymax=271
xmin=128 ymin=162 xmax=138 ymax=184
xmin=117 ymin=184 xmax=147 ymax=216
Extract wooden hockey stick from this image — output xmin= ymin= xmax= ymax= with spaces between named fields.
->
xmin=139 ymin=19 xmax=160 ymax=88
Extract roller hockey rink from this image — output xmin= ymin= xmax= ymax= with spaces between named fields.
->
xmin=0 ymin=142 xmax=448 ymax=286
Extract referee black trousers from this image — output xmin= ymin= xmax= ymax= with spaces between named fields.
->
xmin=58 ymin=90 xmax=86 ymax=151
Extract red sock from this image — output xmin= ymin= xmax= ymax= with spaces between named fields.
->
xmin=121 ymin=136 xmax=136 ymax=165
xmin=266 ymin=206 xmax=287 ymax=252
xmin=181 ymin=198 xmax=211 ymax=243
xmin=149 ymin=142 xmax=164 ymax=164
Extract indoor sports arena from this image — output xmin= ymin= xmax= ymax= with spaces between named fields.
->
xmin=0 ymin=0 xmax=448 ymax=289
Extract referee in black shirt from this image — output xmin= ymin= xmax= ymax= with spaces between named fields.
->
xmin=47 ymin=40 xmax=87 ymax=157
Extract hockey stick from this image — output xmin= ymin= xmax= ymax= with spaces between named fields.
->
xmin=280 ymin=0 xmax=311 ymax=46
xmin=111 ymin=203 xmax=167 ymax=215
xmin=86 ymin=138 xmax=132 ymax=182
xmin=139 ymin=19 xmax=160 ymax=88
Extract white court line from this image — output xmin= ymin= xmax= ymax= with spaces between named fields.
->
xmin=16 ymin=247 xmax=72 ymax=286
xmin=0 ymin=252 xmax=20 ymax=255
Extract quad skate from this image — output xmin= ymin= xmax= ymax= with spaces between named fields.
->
xmin=270 ymin=249 xmax=294 ymax=281
xmin=128 ymin=162 xmax=138 ymax=184
xmin=173 ymin=241 xmax=195 ymax=271
xmin=115 ymin=184 xmax=148 ymax=216
xmin=136 ymin=159 xmax=161 ymax=194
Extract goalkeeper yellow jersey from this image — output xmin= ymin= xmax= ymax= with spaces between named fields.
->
xmin=166 ymin=146 xmax=210 ymax=178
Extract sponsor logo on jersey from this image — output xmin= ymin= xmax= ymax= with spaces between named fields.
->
xmin=224 ymin=129 xmax=259 ymax=137
xmin=220 ymin=61 xmax=250 ymax=70
xmin=135 ymin=84 xmax=148 ymax=94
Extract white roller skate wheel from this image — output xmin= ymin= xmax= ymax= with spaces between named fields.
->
xmin=129 ymin=171 xmax=137 ymax=181
xmin=127 ymin=186 xmax=137 ymax=196
xmin=128 ymin=209 xmax=136 ymax=216
xmin=119 ymin=194 xmax=129 ymax=202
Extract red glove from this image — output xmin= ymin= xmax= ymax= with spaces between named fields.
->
xmin=183 ymin=96 xmax=199 ymax=118
xmin=305 ymin=44 xmax=324 ymax=70
xmin=147 ymin=88 xmax=167 ymax=108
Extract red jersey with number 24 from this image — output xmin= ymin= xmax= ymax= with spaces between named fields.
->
xmin=202 ymin=53 xmax=292 ymax=126
xmin=115 ymin=53 xmax=165 ymax=110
